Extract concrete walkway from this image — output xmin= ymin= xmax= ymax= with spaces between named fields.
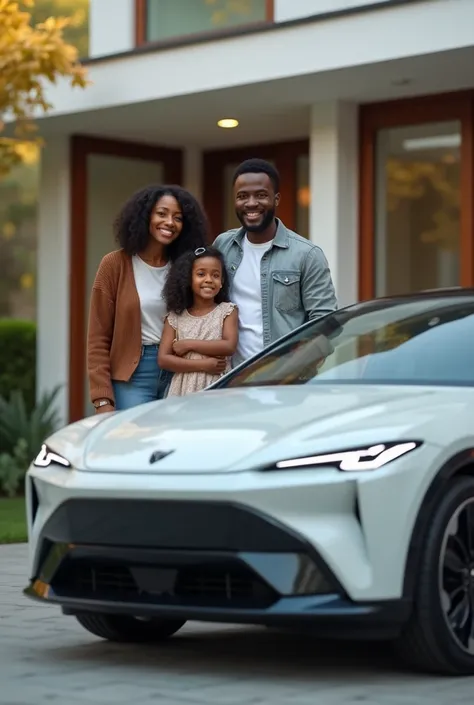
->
xmin=0 ymin=543 xmax=473 ymax=704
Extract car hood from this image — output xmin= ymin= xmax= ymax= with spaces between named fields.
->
xmin=67 ymin=384 xmax=462 ymax=473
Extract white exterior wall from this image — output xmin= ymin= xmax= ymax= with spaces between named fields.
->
xmin=88 ymin=0 xmax=413 ymax=59
xmin=45 ymin=0 xmax=474 ymax=118
xmin=309 ymin=102 xmax=359 ymax=308
xmin=36 ymin=138 xmax=71 ymax=425
xmin=274 ymin=0 xmax=393 ymax=23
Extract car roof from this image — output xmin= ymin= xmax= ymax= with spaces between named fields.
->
xmin=369 ymin=287 xmax=474 ymax=303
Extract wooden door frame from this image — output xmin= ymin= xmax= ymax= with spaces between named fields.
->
xmin=68 ymin=135 xmax=182 ymax=423
xmin=203 ymin=139 xmax=309 ymax=238
xmin=359 ymin=89 xmax=474 ymax=301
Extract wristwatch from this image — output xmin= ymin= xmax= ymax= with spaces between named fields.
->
xmin=93 ymin=399 xmax=114 ymax=409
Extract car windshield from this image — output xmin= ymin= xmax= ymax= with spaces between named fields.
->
xmin=220 ymin=294 xmax=474 ymax=389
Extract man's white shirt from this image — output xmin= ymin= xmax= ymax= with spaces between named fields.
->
xmin=231 ymin=235 xmax=273 ymax=366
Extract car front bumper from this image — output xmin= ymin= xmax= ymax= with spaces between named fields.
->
xmin=24 ymin=497 xmax=410 ymax=637
xmin=26 ymin=442 xmax=439 ymax=603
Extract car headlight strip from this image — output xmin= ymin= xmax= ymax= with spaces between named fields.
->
xmin=272 ymin=441 xmax=422 ymax=472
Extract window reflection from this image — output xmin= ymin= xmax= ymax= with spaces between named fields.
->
xmin=146 ymin=0 xmax=267 ymax=42
xmin=375 ymin=121 xmax=461 ymax=296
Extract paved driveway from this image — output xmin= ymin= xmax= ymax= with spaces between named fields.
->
xmin=1 ymin=543 xmax=473 ymax=705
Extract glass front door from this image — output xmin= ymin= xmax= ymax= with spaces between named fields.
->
xmin=374 ymin=121 xmax=461 ymax=296
xmin=359 ymin=92 xmax=473 ymax=301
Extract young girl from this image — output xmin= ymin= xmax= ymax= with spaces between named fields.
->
xmin=159 ymin=246 xmax=238 ymax=396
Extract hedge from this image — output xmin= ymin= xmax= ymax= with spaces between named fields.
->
xmin=0 ymin=319 xmax=36 ymax=411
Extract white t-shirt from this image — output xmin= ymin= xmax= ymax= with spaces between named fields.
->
xmin=132 ymin=255 xmax=170 ymax=344
xmin=231 ymin=235 xmax=273 ymax=365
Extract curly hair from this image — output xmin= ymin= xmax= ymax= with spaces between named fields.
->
xmin=163 ymin=246 xmax=231 ymax=314
xmin=114 ymin=184 xmax=209 ymax=260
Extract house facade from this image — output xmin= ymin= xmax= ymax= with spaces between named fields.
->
xmin=34 ymin=0 xmax=474 ymax=423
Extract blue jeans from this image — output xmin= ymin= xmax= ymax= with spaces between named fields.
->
xmin=112 ymin=344 xmax=171 ymax=411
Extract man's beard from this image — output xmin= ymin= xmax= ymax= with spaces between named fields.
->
xmin=236 ymin=207 xmax=276 ymax=233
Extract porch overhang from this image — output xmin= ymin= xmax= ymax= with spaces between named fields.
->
xmin=0 ymin=0 xmax=472 ymax=149
xmin=31 ymin=44 xmax=474 ymax=151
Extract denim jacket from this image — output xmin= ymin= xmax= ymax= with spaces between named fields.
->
xmin=214 ymin=219 xmax=338 ymax=355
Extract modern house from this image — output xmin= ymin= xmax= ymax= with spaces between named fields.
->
xmin=33 ymin=0 xmax=474 ymax=423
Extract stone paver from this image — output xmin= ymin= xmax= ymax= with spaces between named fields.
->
xmin=1 ymin=543 xmax=473 ymax=704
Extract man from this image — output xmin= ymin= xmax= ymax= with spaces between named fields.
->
xmin=214 ymin=158 xmax=337 ymax=366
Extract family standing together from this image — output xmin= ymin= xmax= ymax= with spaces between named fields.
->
xmin=87 ymin=158 xmax=338 ymax=414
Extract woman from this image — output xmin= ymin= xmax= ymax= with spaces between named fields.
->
xmin=87 ymin=184 xmax=208 ymax=413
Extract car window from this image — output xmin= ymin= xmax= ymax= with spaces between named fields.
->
xmin=221 ymin=296 xmax=474 ymax=389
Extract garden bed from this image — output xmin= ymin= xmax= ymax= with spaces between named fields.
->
xmin=0 ymin=496 xmax=27 ymax=544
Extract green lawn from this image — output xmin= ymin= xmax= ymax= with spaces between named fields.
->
xmin=0 ymin=497 xmax=27 ymax=544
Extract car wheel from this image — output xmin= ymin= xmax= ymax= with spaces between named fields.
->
xmin=75 ymin=613 xmax=186 ymax=643
xmin=395 ymin=475 xmax=474 ymax=675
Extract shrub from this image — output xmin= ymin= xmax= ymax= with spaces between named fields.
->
xmin=0 ymin=319 xmax=36 ymax=412
xmin=0 ymin=386 xmax=61 ymax=462
xmin=0 ymin=439 xmax=29 ymax=498
xmin=0 ymin=387 xmax=62 ymax=497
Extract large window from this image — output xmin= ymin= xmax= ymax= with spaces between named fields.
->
xmin=139 ymin=0 xmax=271 ymax=44
xmin=374 ymin=121 xmax=461 ymax=296
xmin=359 ymin=92 xmax=474 ymax=300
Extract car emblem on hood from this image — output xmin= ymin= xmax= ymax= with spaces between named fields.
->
xmin=149 ymin=450 xmax=174 ymax=464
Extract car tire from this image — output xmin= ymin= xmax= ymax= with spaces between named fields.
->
xmin=75 ymin=613 xmax=186 ymax=643
xmin=395 ymin=475 xmax=474 ymax=675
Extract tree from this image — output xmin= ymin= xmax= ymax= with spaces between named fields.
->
xmin=27 ymin=0 xmax=89 ymax=58
xmin=0 ymin=0 xmax=88 ymax=177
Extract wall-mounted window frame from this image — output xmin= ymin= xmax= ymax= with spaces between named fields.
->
xmin=359 ymin=90 xmax=474 ymax=301
xmin=135 ymin=0 xmax=274 ymax=48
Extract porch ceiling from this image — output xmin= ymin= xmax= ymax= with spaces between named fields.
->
xmin=38 ymin=47 xmax=474 ymax=150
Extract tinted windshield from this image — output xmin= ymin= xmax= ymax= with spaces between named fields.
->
xmin=221 ymin=295 xmax=474 ymax=389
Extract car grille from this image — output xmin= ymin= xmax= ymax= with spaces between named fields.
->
xmin=75 ymin=564 xmax=136 ymax=594
xmin=51 ymin=559 xmax=276 ymax=608
xmin=175 ymin=566 xmax=265 ymax=601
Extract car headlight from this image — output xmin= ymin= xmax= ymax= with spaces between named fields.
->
xmin=33 ymin=444 xmax=71 ymax=469
xmin=273 ymin=441 xmax=422 ymax=472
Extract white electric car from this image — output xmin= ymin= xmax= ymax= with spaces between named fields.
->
xmin=25 ymin=289 xmax=474 ymax=675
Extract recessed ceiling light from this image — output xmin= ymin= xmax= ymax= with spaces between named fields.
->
xmin=217 ymin=118 xmax=239 ymax=129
